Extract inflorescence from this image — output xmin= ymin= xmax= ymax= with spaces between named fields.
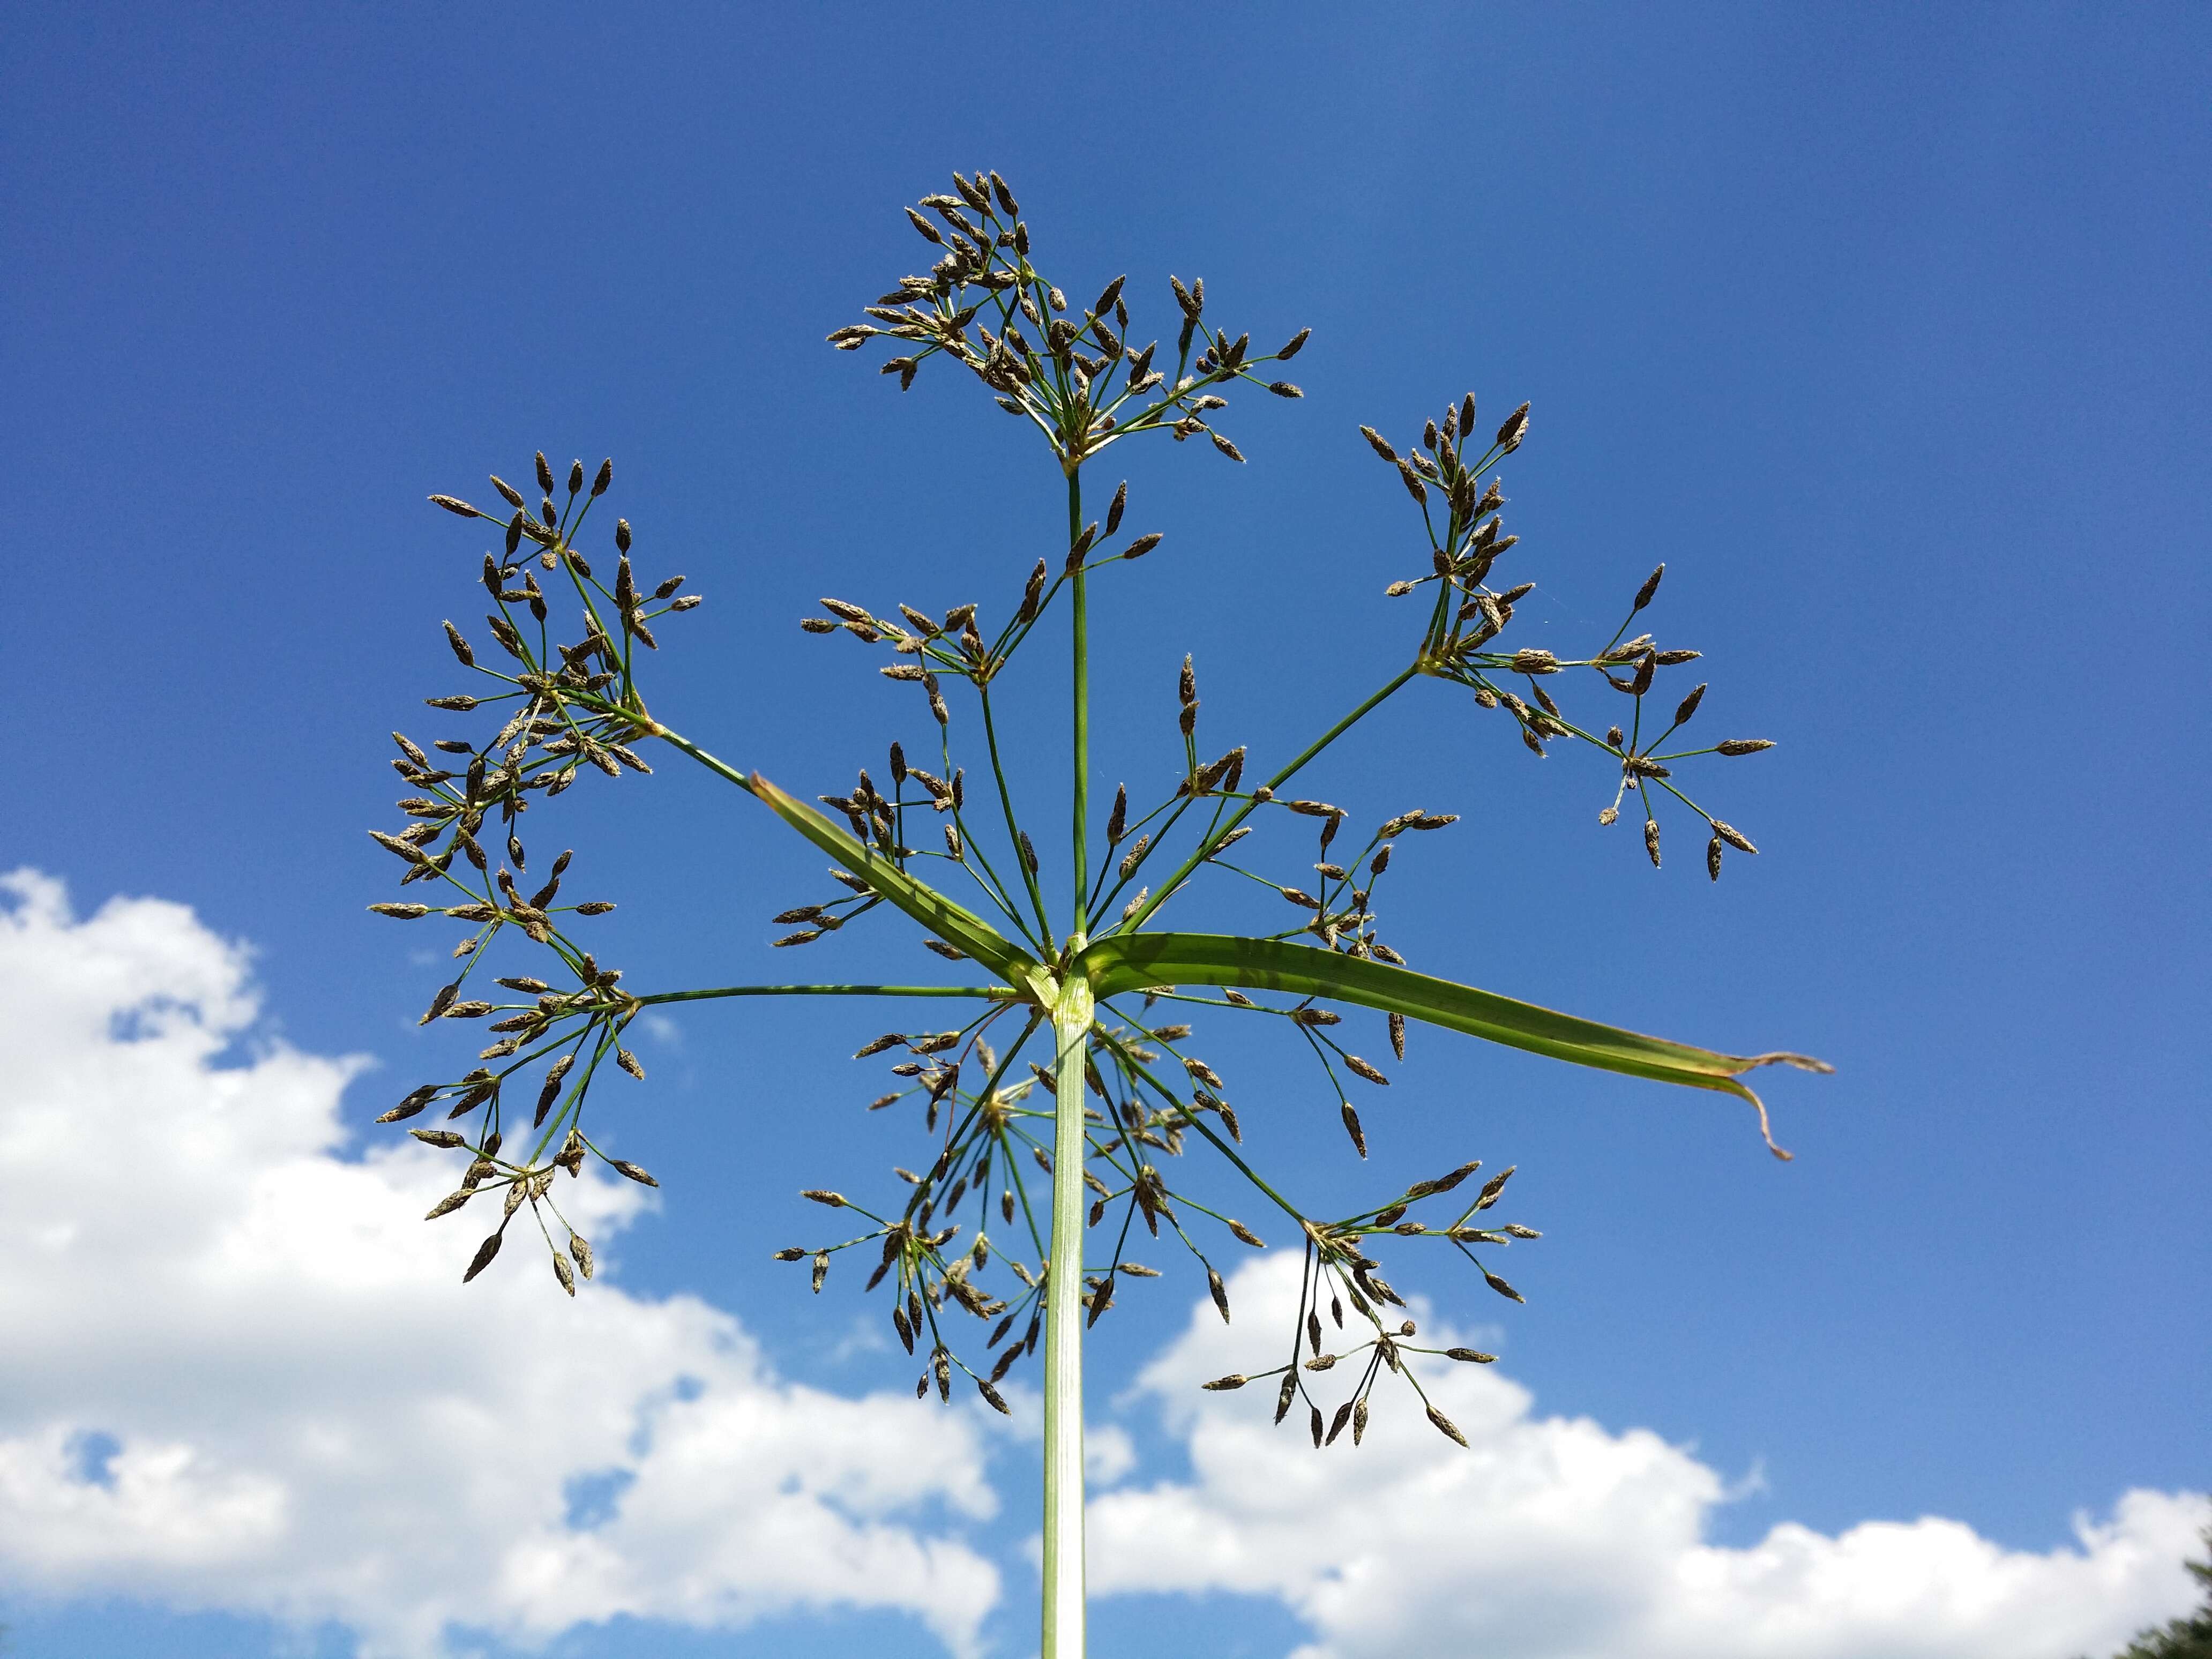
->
xmin=365 ymin=170 xmax=1792 ymax=1451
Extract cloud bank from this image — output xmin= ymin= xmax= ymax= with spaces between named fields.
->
xmin=2 ymin=867 xmax=2200 ymax=1659
xmin=0 ymin=870 xmax=998 ymax=1658
xmin=1089 ymin=1253 xmax=2207 ymax=1659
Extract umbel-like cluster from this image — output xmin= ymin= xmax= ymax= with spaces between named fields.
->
xmin=365 ymin=171 xmax=1805 ymax=1452
xmin=1359 ymin=399 xmax=1775 ymax=876
xmin=369 ymin=452 xmax=704 ymax=1290
xmin=827 ymin=168 xmax=1309 ymax=472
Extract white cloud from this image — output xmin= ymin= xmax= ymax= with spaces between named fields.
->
xmin=1090 ymin=1254 xmax=2208 ymax=1659
xmin=0 ymin=870 xmax=999 ymax=1658
xmin=5 ymin=866 xmax=2203 ymax=1659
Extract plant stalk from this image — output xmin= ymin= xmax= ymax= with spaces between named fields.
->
xmin=1068 ymin=467 xmax=1088 ymax=940
xmin=633 ymin=984 xmax=1017 ymax=1005
xmin=1041 ymin=956 xmax=1093 ymax=1659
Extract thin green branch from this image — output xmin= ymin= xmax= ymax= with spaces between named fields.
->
xmin=635 ymin=984 xmax=1020 ymax=1005
xmin=1120 ymin=662 xmax=1421 ymax=933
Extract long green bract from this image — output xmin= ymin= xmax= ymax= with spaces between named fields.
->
xmin=1081 ymin=931 xmax=1773 ymax=1099
xmin=748 ymin=772 xmax=1050 ymax=997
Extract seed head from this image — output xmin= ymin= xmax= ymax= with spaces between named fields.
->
xmin=1710 ymin=819 xmax=1759 ymax=854
xmin=1343 ymin=1053 xmax=1389 ymax=1086
xmin=1495 ymin=401 xmax=1531 ymax=452
xmin=1426 ymin=1405 xmax=1470 ymax=1446
xmin=462 ymin=1231 xmax=503 ymax=1283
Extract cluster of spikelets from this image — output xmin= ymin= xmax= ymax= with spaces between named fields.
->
xmin=364 ymin=170 xmax=1786 ymax=1451
xmin=366 ymin=450 xmax=706 ymax=1295
xmin=1358 ymin=394 xmax=1776 ymax=876
xmin=827 ymin=167 xmax=1309 ymax=472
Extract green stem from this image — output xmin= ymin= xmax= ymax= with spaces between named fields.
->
xmin=1068 ymin=467 xmax=1088 ymax=941
xmin=1042 ymin=958 xmax=1093 ymax=1659
xmin=645 ymin=724 xmax=755 ymax=796
xmin=978 ymin=686 xmax=1055 ymax=947
xmin=1120 ymin=662 xmax=1421 ymax=932
xmin=634 ymin=984 xmax=1018 ymax=1005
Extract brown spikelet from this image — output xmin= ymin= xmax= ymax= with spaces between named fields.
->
xmin=1710 ymin=819 xmax=1759 ymax=854
xmin=461 ymin=1230 xmax=503 ymax=1282
xmin=1426 ymin=1404 xmax=1470 ymax=1446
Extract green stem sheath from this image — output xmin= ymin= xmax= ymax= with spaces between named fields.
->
xmin=1042 ymin=961 xmax=1093 ymax=1659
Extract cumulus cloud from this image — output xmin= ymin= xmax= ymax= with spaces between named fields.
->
xmin=0 ymin=870 xmax=999 ymax=1658
xmin=6 ymin=867 xmax=2202 ymax=1659
xmin=1090 ymin=1254 xmax=2208 ymax=1659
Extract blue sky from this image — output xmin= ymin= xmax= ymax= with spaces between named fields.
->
xmin=3 ymin=4 xmax=2207 ymax=1657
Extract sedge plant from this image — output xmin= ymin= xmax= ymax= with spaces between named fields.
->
xmin=366 ymin=170 xmax=1828 ymax=1659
